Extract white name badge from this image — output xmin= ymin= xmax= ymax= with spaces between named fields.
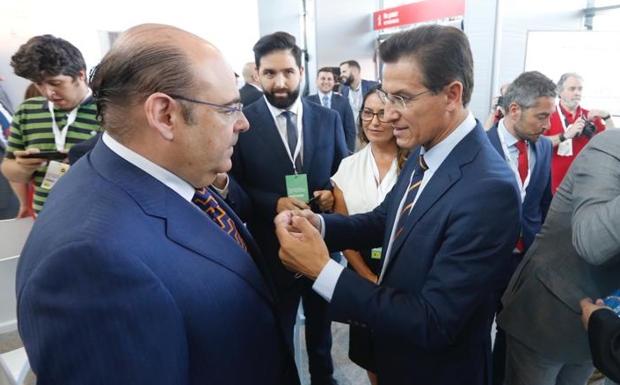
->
xmin=41 ymin=160 xmax=70 ymax=190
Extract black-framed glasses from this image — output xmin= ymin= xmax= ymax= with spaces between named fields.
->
xmin=376 ymin=88 xmax=431 ymax=110
xmin=168 ymin=94 xmax=243 ymax=119
xmin=360 ymin=109 xmax=389 ymax=123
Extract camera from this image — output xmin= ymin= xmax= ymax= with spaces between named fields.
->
xmin=581 ymin=118 xmax=597 ymax=138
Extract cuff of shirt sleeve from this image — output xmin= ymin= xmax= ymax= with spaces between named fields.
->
xmin=318 ymin=214 xmax=326 ymax=238
xmin=312 ymin=259 xmax=344 ymax=302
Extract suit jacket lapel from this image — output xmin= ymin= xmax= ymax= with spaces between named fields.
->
xmin=526 ymin=140 xmax=545 ymax=196
xmin=385 ymin=128 xmax=483 ymax=271
xmin=301 ymin=100 xmax=316 ymax=173
xmin=90 ymin=141 xmax=274 ymax=305
xmin=252 ymin=99 xmax=295 ymax=171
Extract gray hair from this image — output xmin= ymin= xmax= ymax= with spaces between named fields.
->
xmin=556 ymin=72 xmax=583 ymax=93
xmin=502 ymin=71 xmax=556 ymax=110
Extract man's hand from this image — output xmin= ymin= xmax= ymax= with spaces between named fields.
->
xmin=580 ymin=297 xmax=607 ymax=330
xmin=276 ymin=197 xmax=309 ymax=213
xmin=565 ymin=119 xmax=585 ymax=139
xmin=313 ymin=190 xmax=334 ymax=212
xmin=275 ymin=209 xmax=321 ymax=232
xmin=13 ymin=149 xmax=48 ymax=174
xmin=275 ymin=214 xmax=331 ymax=280
xmin=588 ymin=109 xmax=610 ymax=120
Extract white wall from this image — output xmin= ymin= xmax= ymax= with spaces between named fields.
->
xmin=0 ymin=0 xmax=260 ymax=107
xmin=466 ymin=0 xmax=586 ymax=120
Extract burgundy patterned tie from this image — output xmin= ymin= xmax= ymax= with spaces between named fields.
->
xmin=394 ymin=155 xmax=428 ymax=239
xmin=192 ymin=187 xmax=247 ymax=251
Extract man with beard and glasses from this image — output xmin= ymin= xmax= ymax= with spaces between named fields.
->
xmin=231 ymin=31 xmax=348 ymax=385
xmin=339 ymin=60 xmax=378 ymax=128
xmin=543 ymin=73 xmax=615 ymax=193
xmin=485 ymin=71 xmax=555 ymax=385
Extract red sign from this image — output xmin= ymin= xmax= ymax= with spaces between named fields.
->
xmin=373 ymin=0 xmax=465 ymax=31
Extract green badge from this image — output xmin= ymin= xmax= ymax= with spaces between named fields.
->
xmin=285 ymin=173 xmax=310 ymax=203
xmin=371 ymin=247 xmax=382 ymax=260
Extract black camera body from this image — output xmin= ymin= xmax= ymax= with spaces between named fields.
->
xmin=581 ymin=118 xmax=597 ymax=138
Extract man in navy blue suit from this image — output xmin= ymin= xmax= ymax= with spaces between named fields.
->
xmin=231 ymin=32 xmax=348 ymax=385
xmin=339 ymin=60 xmax=378 ymax=128
xmin=16 ymin=24 xmax=298 ymax=385
xmin=306 ymin=68 xmax=356 ymax=153
xmin=486 ymin=71 xmax=555 ymax=385
xmin=275 ymin=25 xmax=521 ymax=385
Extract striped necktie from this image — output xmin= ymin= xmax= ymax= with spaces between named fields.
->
xmin=394 ymin=155 xmax=428 ymax=239
xmin=192 ymin=187 xmax=247 ymax=251
xmin=322 ymin=95 xmax=330 ymax=109
xmin=281 ymin=110 xmax=302 ymax=172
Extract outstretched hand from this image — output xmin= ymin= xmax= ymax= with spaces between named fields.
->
xmin=275 ymin=212 xmax=330 ymax=280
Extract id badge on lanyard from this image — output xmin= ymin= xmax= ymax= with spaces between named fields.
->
xmin=49 ymin=101 xmax=79 ymax=151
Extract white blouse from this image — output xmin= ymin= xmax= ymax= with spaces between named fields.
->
xmin=331 ymin=145 xmax=398 ymax=215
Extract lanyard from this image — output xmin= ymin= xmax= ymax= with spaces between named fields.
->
xmin=48 ymin=102 xmax=79 ymax=151
xmin=556 ymin=103 xmax=582 ymax=133
xmin=498 ymin=125 xmax=530 ymax=202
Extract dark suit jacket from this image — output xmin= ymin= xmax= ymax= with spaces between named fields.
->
xmin=589 ymin=308 xmax=620 ymax=382
xmin=68 ymin=132 xmax=102 ymax=164
xmin=239 ymin=83 xmax=263 ymax=107
xmin=0 ymin=144 xmax=19 ymax=219
xmin=322 ymin=123 xmax=521 ymax=385
xmin=305 ymin=93 xmax=356 ymax=153
xmin=487 ymin=125 xmax=552 ymax=252
xmin=340 ymin=79 xmax=379 ymax=99
xmin=16 ymin=140 xmax=298 ymax=385
xmin=231 ymin=98 xmax=348 ymax=291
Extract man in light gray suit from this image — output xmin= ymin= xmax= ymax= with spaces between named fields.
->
xmin=498 ymin=129 xmax=620 ymax=385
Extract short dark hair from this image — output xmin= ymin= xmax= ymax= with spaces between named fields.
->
xmin=317 ymin=67 xmax=335 ymax=77
xmin=503 ymin=71 xmax=556 ymax=110
xmin=379 ymin=25 xmax=474 ymax=106
xmin=11 ymin=35 xmax=86 ymax=82
xmin=339 ymin=60 xmax=360 ymax=70
xmin=253 ymin=32 xmax=302 ymax=69
xmin=89 ymin=31 xmax=196 ymax=137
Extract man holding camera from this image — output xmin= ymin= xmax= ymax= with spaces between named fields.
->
xmin=544 ymin=73 xmax=614 ymax=193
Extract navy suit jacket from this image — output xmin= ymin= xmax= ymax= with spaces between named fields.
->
xmin=306 ymin=93 xmax=356 ymax=153
xmin=239 ymin=83 xmax=263 ymax=107
xmin=231 ymin=98 xmax=348 ymax=290
xmin=16 ymin=140 xmax=298 ymax=385
xmin=340 ymin=79 xmax=379 ymax=99
xmin=487 ymin=125 xmax=552 ymax=252
xmin=322 ymin=123 xmax=521 ymax=385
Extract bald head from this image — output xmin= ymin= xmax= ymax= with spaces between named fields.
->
xmin=241 ymin=61 xmax=259 ymax=86
xmin=90 ymin=23 xmax=222 ymax=138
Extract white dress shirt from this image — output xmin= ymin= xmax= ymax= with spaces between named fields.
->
xmin=264 ymin=96 xmax=304 ymax=168
xmin=313 ymin=112 xmax=477 ymax=301
xmin=102 ymin=132 xmax=195 ymax=202
xmin=497 ymin=118 xmax=536 ymax=202
xmin=318 ymin=91 xmax=332 ymax=109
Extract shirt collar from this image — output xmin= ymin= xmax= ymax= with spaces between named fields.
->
xmin=498 ymin=118 xmax=519 ymax=147
xmin=102 ymin=132 xmax=196 ymax=202
xmin=422 ymin=111 xmax=476 ymax=172
xmin=318 ymin=91 xmax=332 ymax=99
xmin=264 ymin=94 xmax=303 ymax=119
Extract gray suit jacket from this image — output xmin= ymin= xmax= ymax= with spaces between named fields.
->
xmin=498 ymin=130 xmax=620 ymax=362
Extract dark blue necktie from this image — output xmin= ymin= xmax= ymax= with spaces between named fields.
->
xmin=394 ymin=155 xmax=428 ymax=239
xmin=192 ymin=187 xmax=247 ymax=251
xmin=281 ymin=110 xmax=302 ymax=172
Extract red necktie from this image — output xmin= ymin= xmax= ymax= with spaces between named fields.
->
xmin=192 ymin=187 xmax=247 ymax=251
xmin=515 ymin=139 xmax=528 ymax=184
xmin=514 ymin=140 xmax=528 ymax=253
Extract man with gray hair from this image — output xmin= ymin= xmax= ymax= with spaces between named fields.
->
xmin=544 ymin=72 xmax=615 ymax=193
xmin=239 ymin=61 xmax=263 ymax=106
xmin=486 ymin=70 xmax=556 ymax=385
xmin=16 ymin=24 xmax=298 ymax=385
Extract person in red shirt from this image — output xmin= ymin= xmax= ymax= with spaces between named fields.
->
xmin=544 ymin=73 xmax=615 ymax=193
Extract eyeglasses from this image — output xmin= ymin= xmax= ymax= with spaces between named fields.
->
xmin=168 ymin=94 xmax=243 ymax=119
xmin=377 ymin=88 xmax=431 ymax=110
xmin=360 ymin=109 xmax=389 ymax=123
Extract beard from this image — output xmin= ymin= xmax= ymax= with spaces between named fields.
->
xmin=341 ymin=74 xmax=354 ymax=86
xmin=264 ymin=85 xmax=301 ymax=109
